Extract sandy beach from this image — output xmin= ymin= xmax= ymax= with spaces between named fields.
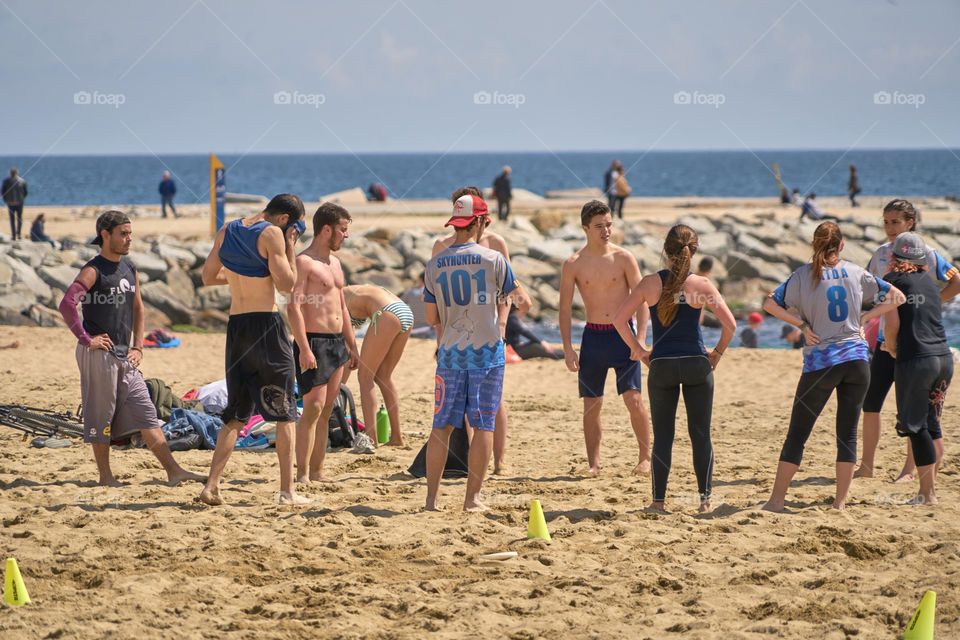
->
xmin=1 ymin=197 xmax=959 ymax=638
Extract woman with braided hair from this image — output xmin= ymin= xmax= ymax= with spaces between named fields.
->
xmin=613 ymin=224 xmax=736 ymax=513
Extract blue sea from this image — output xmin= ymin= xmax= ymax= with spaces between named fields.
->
xmin=1 ymin=149 xmax=958 ymax=206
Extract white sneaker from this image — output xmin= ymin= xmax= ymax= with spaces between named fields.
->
xmin=352 ymin=433 xmax=376 ymax=454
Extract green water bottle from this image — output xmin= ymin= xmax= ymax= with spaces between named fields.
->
xmin=376 ymin=405 xmax=389 ymax=444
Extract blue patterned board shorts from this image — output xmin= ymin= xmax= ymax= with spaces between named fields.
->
xmin=433 ymin=365 xmax=504 ymax=432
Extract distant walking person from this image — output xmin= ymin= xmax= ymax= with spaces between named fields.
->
xmin=2 ymin=167 xmax=28 ymax=240
xmin=603 ymin=160 xmax=621 ymax=211
xmin=30 ymin=213 xmax=55 ymax=248
xmin=159 ymin=171 xmax=178 ymax=218
xmin=493 ymin=166 xmax=512 ymax=221
xmin=847 ymin=165 xmax=861 ymax=207
xmin=613 ymin=168 xmax=631 ymax=219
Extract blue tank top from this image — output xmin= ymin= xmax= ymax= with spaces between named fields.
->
xmin=219 ymin=219 xmax=271 ymax=277
xmin=649 ymin=270 xmax=707 ymax=359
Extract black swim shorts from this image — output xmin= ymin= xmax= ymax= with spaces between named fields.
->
xmin=222 ymin=312 xmax=298 ymax=424
xmin=293 ymin=332 xmax=350 ymax=396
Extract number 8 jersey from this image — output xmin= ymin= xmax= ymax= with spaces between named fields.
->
xmin=424 ymin=242 xmax=519 ymax=369
xmin=769 ymin=260 xmax=891 ymax=373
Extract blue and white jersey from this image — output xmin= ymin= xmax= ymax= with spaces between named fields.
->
xmin=867 ymin=242 xmax=958 ymax=283
xmin=424 ymin=242 xmax=519 ymax=370
xmin=769 ymin=260 xmax=891 ymax=373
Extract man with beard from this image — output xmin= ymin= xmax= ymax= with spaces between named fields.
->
xmin=288 ymin=202 xmax=360 ymax=482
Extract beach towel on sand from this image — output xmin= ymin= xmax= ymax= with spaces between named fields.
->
xmin=161 ymin=408 xmax=268 ymax=450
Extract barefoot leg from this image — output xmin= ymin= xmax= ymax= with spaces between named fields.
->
xmin=582 ymin=396 xmax=603 ymax=475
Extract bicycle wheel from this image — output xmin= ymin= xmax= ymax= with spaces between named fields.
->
xmin=8 ymin=408 xmax=84 ymax=438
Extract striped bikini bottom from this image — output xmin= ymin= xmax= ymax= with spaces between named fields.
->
xmin=369 ymin=300 xmax=414 ymax=334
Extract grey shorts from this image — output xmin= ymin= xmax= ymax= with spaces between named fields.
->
xmin=76 ymin=344 xmax=160 ymax=444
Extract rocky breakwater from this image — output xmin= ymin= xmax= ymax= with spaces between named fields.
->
xmin=2 ymin=210 xmax=958 ymax=330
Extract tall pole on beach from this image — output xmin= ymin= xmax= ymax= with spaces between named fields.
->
xmin=210 ymin=153 xmax=225 ymax=234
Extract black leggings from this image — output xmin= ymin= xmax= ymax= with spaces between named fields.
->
xmin=895 ymin=354 xmax=952 ymax=468
xmin=648 ymin=356 xmax=714 ymax=502
xmin=514 ymin=342 xmax=564 ymax=360
xmin=779 ymin=360 xmax=870 ymax=466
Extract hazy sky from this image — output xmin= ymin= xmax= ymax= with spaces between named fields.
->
xmin=3 ymin=0 xmax=958 ymax=154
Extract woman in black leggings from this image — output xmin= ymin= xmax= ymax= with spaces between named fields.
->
xmin=613 ymin=224 xmax=736 ymax=513
xmin=761 ymin=222 xmax=904 ymax=512
xmin=880 ymin=232 xmax=952 ymax=505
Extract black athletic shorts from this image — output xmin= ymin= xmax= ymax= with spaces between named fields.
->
xmin=894 ymin=354 xmax=952 ymax=440
xmin=862 ymin=343 xmax=895 ymax=413
xmin=222 ymin=312 xmax=297 ymax=424
xmin=294 ymin=332 xmax=350 ymax=396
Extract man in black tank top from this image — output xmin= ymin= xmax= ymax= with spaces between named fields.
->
xmin=58 ymin=211 xmax=205 ymax=487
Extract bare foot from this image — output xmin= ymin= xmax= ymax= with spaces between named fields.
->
xmin=894 ymin=472 xmax=915 ymax=484
xmin=633 ymin=459 xmax=651 ymax=475
xmin=492 ymin=465 xmax=505 ymax=476
xmin=276 ymin=491 xmax=312 ymax=505
xmin=760 ymin=499 xmax=784 ymax=513
xmin=385 ymin=438 xmax=405 ymax=447
xmin=906 ymin=493 xmax=936 ymax=506
xmin=198 ymin=487 xmax=224 ymax=506
xmin=309 ymin=473 xmax=334 ymax=483
xmin=645 ymin=501 xmax=667 ymax=513
xmin=167 ymin=470 xmax=206 ymax=486
xmin=832 ymin=501 xmax=846 ymax=510
xmin=698 ymin=500 xmax=711 ymax=513
xmin=98 ymin=478 xmax=126 ymax=488
xmin=463 ymin=500 xmax=489 ymax=512
xmin=424 ymin=502 xmax=443 ymax=512
xmin=853 ymin=466 xmax=873 ymax=479
xmin=585 ymin=465 xmax=600 ymax=477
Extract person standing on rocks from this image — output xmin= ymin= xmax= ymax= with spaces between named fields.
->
xmin=603 ymin=160 xmax=621 ymax=212
xmin=2 ymin=167 xmax=28 ymax=240
xmin=433 ymin=185 xmax=531 ymax=475
xmin=855 ymin=199 xmax=960 ymax=482
xmin=424 ymin=193 xmax=519 ymax=511
xmin=57 ymin=210 xmax=205 ymax=487
xmin=288 ymin=203 xmax=361 ymax=478
xmin=847 ymin=165 xmax=861 ymax=207
xmin=559 ymin=199 xmax=652 ymax=477
xmin=158 ymin=171 xmax=178 ymax=218
xmin=492 ymin=165 xmax=512 ymax=221
xmin=198 ymin=194 xmax=309 ymax=505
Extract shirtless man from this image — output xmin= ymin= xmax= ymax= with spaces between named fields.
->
xmin=432 ymin=186 xmax=531 ymax=475
xmin=198 ymin=194 xmax=308 ymax=505
xmin=559 ymin=200 xmax=652 ymax=476
xmin=288 ymin=202 xmax=359 ymax=482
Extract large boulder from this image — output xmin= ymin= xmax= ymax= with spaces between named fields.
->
xmin=128 ymin=251 xmax=169 ymax=280
xmin=186 ymin=241 xmax=214 ymax=263
xmin=37 ymin=265 xmax=78 ymax=292
xmin=623 ymin=244 xmax=664 ymax=273
xmin=28 ymin=305 xmax=64 ymax=328
xmin=358 ymin=242 xmax=404 ymax=270
xmin=694 ymin=231 xmax=732 ymax=259
xmin=1 ymin=255 xmax=51 ymax=301
xmin=675 ymin=215 xmax=716 ymax=238
xmin=527 ymin=240 xmax=575 ymax=265
xmin=142 ymin=303 xmax=173 ymax=330
xmin=545 ymin=224 xmax=584 ymax=242
xmin=0 ymin=260 xmax=11 ymax=286
xmin=0 ymin=285 xmax=37 ymax=314
xmin=363 ymin=270 xmax=403 ymax=293
xmin=9 ymin=242 xmax=53 ymax=268
xmin=139 ymin=281 xmax=194 ymax=325
xmin=723 ymin=251 xmax=790 ymax=283
xmin=509 ymin=255 xmax=557 ymax=282
xmin=719 ymin=278 xmax=781 ymax=313
xmin=164 ymin=266 xmax=197 ymax=308
xmin=154 ymin=243 xmax=198 ymax=268
xmin=734 ymin=232 xmax=783 ymax=264
xmin=196 ymin=285 xmax=232 ymax=311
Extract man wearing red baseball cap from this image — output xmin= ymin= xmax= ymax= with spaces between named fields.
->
xmin=423 ymin=194 xmax=519 ymax=511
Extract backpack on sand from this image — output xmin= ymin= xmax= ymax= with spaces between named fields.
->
xmin=327 ymin=384 xmax=360 ymax=448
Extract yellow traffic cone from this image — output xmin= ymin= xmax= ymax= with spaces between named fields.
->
xmin=3 ymin=558 xmax=31 ymax=606
xmin=527 ymin=499 xmax=551 ymax=541
xmin=899 ymin=590 xmax=935 ymax=640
